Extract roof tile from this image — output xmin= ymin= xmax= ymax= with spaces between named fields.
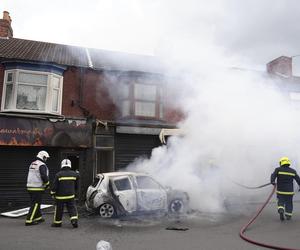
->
xmin=0 ymin=37 xmax=164 ymax=73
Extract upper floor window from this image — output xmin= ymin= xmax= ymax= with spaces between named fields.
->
xmin=121 ymin=81 xmax=164 ymax=119
xmin=1 ymin=69 xmax=63 ymax=115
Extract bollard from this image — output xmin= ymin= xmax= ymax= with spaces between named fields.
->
xmin=96 ymin=240 xmax=112 ymax=250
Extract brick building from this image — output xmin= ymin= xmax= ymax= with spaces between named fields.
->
xmin=0 ymin=11 xmax=181 ymax=211
xmin=267 ymin=56 xmax=300 ymax=107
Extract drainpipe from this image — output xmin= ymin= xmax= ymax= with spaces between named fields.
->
xmin=73 ymin=48 xmax=94 ymax=117
xmin=78 ymin=67 xmax=90 ymax=117
xmin=81 ymin=48 xmax=98 ymax=179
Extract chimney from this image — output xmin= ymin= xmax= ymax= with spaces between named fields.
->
xmin=0 ymin=11 xmax=13 ymax=38
xmin=266 ymin=56 xmax=292 ymax=78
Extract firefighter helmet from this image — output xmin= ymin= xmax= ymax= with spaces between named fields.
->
xmin=61 ymin=159 xmax=72 ymax=168
xmin=279 ymin=157 xmax=291 ymax=167
xmin=37 ymin=150 xmax=50 ymax=161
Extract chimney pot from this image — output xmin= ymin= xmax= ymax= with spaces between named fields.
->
xmin=0 ymin=10 xmax=13 ymax=37
xmin=266 ymin=56 xmax=292 ymax=78
xmin=3 ymin=11 xmax=11 ymax=23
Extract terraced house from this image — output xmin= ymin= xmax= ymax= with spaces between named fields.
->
xmin=0 ymin=11 xmax=181 ymax=211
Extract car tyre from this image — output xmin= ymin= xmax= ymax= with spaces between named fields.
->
xmin=98 ymin=203 xmax=116 ymax=218
xmin=169 ymin=199 xmax=185 ymax=214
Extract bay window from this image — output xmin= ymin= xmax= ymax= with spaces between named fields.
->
xmin=1 ymin=69 xmax=63 ymax=115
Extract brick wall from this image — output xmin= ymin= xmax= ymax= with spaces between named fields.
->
xmin=62 ymin=67 xmax=116 ymax=120
xmin=62 ymin=66 xmax=183 ymax=123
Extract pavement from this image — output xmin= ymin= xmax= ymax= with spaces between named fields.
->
xmin=1 ymin=200 xmax=300 ymax=250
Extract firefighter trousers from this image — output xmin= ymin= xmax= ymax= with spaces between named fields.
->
xmin=53 ymin=199 xmax=78 ymax=225
xmin=26 ymin=191 xmax=44 ymax=224
xmin=277 ymin=194 xmax=293 ymax=217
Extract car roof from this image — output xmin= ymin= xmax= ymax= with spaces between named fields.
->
xmin=95 ymin=171 xmax=148 ymax=178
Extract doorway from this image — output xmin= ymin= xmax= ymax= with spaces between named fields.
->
xmin=96 ymin=149 xmax=114 ymax=174
xmin=61 ymin=152 xmax=80 ymax=172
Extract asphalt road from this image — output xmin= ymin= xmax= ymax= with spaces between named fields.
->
xmin=1 ymin=201 xmax=300 ymax=250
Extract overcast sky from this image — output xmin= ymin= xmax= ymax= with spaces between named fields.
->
xmin=2 ymin=0 xmax=300 ymax=70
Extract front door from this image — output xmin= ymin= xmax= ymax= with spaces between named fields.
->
xmin=96 ymin=149 xmax=114 ymax=174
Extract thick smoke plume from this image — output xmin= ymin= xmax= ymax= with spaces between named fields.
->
xmin=80 ymin=0 xmax=300 ymax=214
xmin=126 ymin=48 xmax=300 ymax=213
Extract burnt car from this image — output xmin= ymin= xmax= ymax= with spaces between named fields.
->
xmin=85 ymin=172 xmax=189 ymax=218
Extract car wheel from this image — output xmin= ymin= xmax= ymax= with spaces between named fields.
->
xmin=169 ymin=199 xmax=185 ymax=214
xmin=98 ymin=203 xmax=116 ymax=218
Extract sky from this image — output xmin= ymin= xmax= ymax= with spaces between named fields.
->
xmin=2 ymin=0 xmax=300 ymax=70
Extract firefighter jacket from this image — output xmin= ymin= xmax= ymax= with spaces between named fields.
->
xmin=51 ymin=167 xmax=80 ymax=200
xmin=26 ymin=158 xmax=49 ymax=191
xmin=271 ymin=165 xmax=300 ymax=195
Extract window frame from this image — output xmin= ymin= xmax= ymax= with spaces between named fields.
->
xmin=121 ymin=81 xmax=164 ymax=120
xmin=112 ymin=177 xmax=133 ymax=191
xmin=1 ymin=69 xmax=63 ymax=115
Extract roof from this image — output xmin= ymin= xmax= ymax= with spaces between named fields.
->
xmin=0 ymin=37 xmax=164 ymax=74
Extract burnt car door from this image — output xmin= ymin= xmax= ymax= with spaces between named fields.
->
xmin=86 ymin=175 xmax=103 ymax=207
xmin=135 ymin=175 xmax=167 ymax=212
xmin=111 ymin=176 xmax=137 ymax=213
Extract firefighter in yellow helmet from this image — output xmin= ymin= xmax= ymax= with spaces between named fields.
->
xmin=271 ymin=157 xmax=300 ymax=221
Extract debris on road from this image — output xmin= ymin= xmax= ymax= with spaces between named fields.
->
xmin=1 ymin=204 xmax=53 ymax=218
xmin=166 ymin=226 xmax=189 ymax=231
xmin=96 ymin=240 xmax=112 ymax=250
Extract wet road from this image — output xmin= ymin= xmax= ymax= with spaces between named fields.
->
xmin=1 ymin=201 xmax=300 ymax=250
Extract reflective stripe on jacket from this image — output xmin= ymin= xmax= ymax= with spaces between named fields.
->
xmin=271 ymin=165 xmax=300 ymax=195
xmin=51 ymin=167 xmax=80 ymax=200
xmin=26 ymin=159 xmax=49 ymax=190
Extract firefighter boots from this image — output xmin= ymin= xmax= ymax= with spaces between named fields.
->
xmin=25 ymin=221 xmax=39 ymax=226
xmin=71 ymin=220 xmax=78 ymax=228
xmin=279 ymin=209 xmax=285 ymax=221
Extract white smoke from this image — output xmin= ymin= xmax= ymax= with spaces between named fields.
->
xmin=126 ymin=45 xmax=300 ymax=213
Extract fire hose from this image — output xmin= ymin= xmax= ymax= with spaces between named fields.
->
xmin=238 ymin=183 xmax=300 ymax=250
xmin=231 ymin=180 xmax=272 ymax=189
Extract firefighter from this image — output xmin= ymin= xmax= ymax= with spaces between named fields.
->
xmin=51 ymin=159 xmax=80 ymax=228
xmin=271 ymin=157 xmax=300 ymax=221
xmin=25 ymin=150 xmax=50 ymax=226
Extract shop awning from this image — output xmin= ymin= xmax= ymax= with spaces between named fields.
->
xmin=159 ymin=128 xmax=184 ymax=144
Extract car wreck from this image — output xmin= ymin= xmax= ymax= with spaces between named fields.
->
xmin=85 ymin=172 xmax=189 ymax=218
